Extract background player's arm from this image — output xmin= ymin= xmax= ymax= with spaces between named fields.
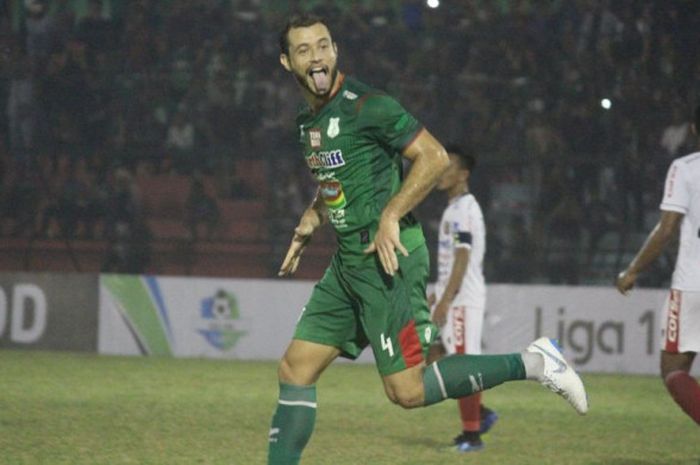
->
xmin=279 ymin=188 xmax=327 ymax=276
xmin=616 ymin=210 xmax=683 ymax=294
xmin=433 ymin=247 xmax=470 ymax=327
xmin=365 ymin=130 xmax=449 ymax=275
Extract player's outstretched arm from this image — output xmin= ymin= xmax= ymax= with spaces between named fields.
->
xmin=364 ymin=129 xmax=449 ymax=275
xmin=615 ymin=210 xmax=683 ymax=294
xmin=278 ymin=188 xmax=327 ymax=277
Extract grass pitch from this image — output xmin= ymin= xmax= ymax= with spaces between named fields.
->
xmin=0 ymin=350 xmax=698 ymax=465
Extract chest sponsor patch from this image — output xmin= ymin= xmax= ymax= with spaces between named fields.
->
xmin=306 ymin=149 xmax=345 ymax=169
xmin=309 ymin=128 xmax=322 ymax=149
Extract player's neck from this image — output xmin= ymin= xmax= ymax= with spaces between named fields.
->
xmin=304 ymin=72 xmax=345 ymax=113
xmin=448 ymin=183 xmax=469 ymax=201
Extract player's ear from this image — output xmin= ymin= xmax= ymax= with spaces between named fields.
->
xmin=280 ymin=53 xmax=291 ymax=72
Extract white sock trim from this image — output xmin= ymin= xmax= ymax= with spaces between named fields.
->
xmin=432 ymin=363 xmax=448 ymax=399
xmin=278 ymin=399 xmax=318 ymax=409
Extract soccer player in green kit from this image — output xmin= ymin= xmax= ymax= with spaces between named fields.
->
xmin=268 ymin=14 xmax=588 ymax=464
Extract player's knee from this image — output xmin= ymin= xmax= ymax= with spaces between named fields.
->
xmin=278 ymin=356 xmax=308 ymax=385
xmin=386 ymin=383 xmax=425 ymax=410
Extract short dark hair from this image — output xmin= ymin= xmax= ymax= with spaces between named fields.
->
xmin=279 ymin=13 xmax=330 ymax=55
xmin=445 ymin=144 xmax=476 ymax=172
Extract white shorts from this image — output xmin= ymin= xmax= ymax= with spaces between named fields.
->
xmin=660 ymin=289 xmax=700 ymax=353
xmin=438 ymin=301 xmax=484 ymax=356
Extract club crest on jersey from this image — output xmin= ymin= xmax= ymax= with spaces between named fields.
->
xmin=327 ymin=117 xmax=340 ymax=138
xmin=309 ymin=128 xmax=322 ymax=148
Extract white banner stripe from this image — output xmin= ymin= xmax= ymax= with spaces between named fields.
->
xmin=278 ymin=400 xmax=317 ymax=408
xmin=432 ymin=363 xmax=448 ymax=399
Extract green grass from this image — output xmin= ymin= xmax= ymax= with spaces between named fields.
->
xmin=0 ymin=350 xmax=698 ymax=465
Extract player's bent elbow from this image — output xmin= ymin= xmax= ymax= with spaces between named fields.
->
xmin=435 ymin=147 xmax=450 ymax=174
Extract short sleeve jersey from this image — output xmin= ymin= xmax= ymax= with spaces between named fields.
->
xmin=660 ymin=152 xmax=700 ymax=291
xmin=296 ymin=75 xmax=425 ymax=265
xmin=436 ymin=193 xmax=486 ymax=307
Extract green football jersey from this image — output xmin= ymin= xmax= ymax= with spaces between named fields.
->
xmin=296 ymin=75 xmax=426 ymax=265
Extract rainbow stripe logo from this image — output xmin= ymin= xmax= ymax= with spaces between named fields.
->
xmin=320 ymin=180 xmax=347 ymax=209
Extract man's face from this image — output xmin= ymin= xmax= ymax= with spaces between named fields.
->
xmin=280 ymin=23 xmax=338 ymax=97
xmin=437 ymin=154 xmax=467 ymax=191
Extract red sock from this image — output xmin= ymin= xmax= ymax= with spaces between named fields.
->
xmin=459 ymin=392 xmax=481 ymax=432
xmin=664 ymin=370 xmax=700 ymax=425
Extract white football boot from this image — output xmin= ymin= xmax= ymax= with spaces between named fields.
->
xmin=526 ymin=337 xmax=589 ymax=415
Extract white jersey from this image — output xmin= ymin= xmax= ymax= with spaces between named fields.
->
xmin=660 ymin=152 xmax=700 ymax=291
xmin=435 ymin=193 xmax=486 ymax=307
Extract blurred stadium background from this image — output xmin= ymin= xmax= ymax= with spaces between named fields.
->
xmin=1 ymin=0 xmax=698 ymax=284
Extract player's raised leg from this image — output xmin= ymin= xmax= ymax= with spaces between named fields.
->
xmin=268 ymin=340 xmax=340 ymax=465
xmin=382 ymin=338 xmax=588 ymax=415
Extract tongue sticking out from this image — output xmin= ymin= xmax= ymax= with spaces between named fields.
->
xmin=311 ymin=71 xmax=330 ymax=93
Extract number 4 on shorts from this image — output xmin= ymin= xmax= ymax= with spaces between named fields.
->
xmin=381 ymin=333 xmax=394 ymax=357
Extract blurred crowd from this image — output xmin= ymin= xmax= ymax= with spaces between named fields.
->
xmin=0 ymin=0 xmax=698 ymax=283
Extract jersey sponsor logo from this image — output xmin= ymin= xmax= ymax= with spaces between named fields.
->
xmin=667 ymin=290 xmax=680 ymax=345
xmin=320 ymin=179 xmax=347 ymax=209
xmin=343 ymin=90 xmax=358 ymax=100
xmin=327 ymin=117 xmax=340 ymax=138
xmin=454 ymin=305 xmax=465 ymax=348
xmin=309 ymin=128 xmax=322 ymax=149
xmin=306 ymin=149 xmax=345 ymax=169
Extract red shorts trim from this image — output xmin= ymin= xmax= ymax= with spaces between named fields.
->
xmin=398 ymin=320 xmax=424 ymax=368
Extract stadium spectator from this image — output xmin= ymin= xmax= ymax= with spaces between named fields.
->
xmin=164 ymin=109 xmax=195 ymax=173
xmin=185 ymin=176 xmax=219 ymax=241
xmin=7 ymin=53 xmax=37 ymax=164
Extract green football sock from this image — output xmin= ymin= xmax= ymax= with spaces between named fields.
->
xmin=423 ymin=353 xmax=526 ymax=406
xmin=267 ymin=383 xmax=317 ymax=465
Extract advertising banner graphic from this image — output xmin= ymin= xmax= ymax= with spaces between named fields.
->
xmin=98 ymin=276 xmax=693 ymax=375
xmin=0 ymin=272 xmax=98 ymax=351
xmin=483 ymin=285 xmax=668 ymax=374
xmin=98 ymin=275 xmax=313 ymax=360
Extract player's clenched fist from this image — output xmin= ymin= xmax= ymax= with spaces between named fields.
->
xmin=615 ymin=269 xmax=637 ymax=295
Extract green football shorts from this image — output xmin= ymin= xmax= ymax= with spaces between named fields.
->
xmin=294 ymin=243 xmax=438 ymax=376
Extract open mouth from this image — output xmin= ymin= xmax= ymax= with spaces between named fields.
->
xmin=308 ymin=66 xmax=331 ymax=93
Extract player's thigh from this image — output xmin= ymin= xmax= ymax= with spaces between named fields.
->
xmin=279 ymin=339 xmax=341 ymax=385
xmin=294 ymin=257 xmax=368 ymax=364
xmin=441 ymin=301 xmax=484 ymax=355
xmin=350 ymin=244 xmax=437 ymax=377
xmin=660 ymin=289 xmax=700 ymax=354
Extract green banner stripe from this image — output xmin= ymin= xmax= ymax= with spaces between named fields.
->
xmin=103 ymin=275 xmax=172 ymax=356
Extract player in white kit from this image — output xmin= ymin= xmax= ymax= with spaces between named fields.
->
xmin=616 ymin=104 xmax=700 ymax=426
xmin=428 ymin=145 xmax=497 ymax=451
